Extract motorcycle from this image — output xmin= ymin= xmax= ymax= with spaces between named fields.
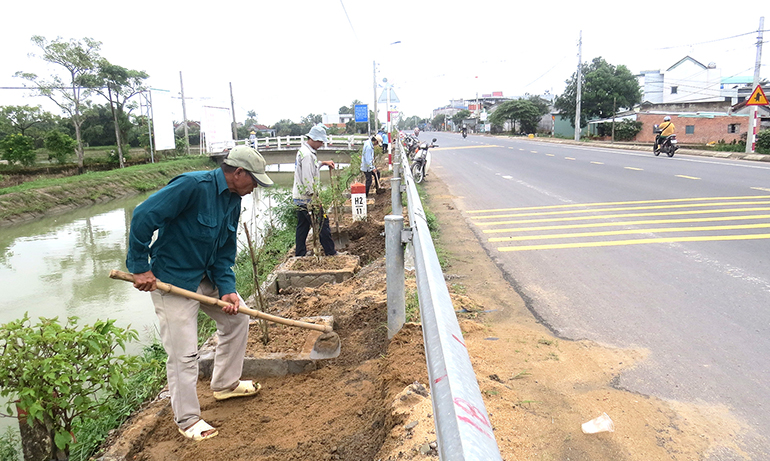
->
xmin=653 ymin=124 xmax=678 ymax=157
xmin=654 ymin=134 xmax=678 ymax=157
xmin=411 ymin=138 xmax=437 ymax=183
xmin=462 ymin=130 xmax=467 ymax=139
xmin=403 ymin=134 xmax=421 ymax=160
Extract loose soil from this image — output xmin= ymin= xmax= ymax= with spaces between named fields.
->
xmin=99 ymin=173 xmax=747 ymax=461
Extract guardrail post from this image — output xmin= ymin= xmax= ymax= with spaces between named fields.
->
xmin=391 ymin=176 xmax=402 ymax=217
xmin=385 ymin=214 xmax=405 ymax=338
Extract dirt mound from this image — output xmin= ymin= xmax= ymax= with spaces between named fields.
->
xmin=112 ymin=189 xmax=432 ymax=461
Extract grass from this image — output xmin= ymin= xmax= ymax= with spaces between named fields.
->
xmin=68 ymin=342 xmax=167 ymax=461
xmin=0 ymin=157 xmax=212 ymax=222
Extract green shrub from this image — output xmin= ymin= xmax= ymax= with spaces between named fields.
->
xmin=614 ymin=119 xmax=643 ymax=141
xmin=0 ymin=134 xmax=36 ymax=166
xmin=756 ymin=129 xmax=770 ymax=154
xmin=0 ymin=314 xmax=140 ymax=459
xmin=44 ymin=131 xmax=77 ymax=164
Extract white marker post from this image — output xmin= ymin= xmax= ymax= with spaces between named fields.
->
xmin=351 ymin=182 xmax=367 ymax=221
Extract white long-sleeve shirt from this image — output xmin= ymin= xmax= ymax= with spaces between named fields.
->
xmin=292 ymin=142 xmax=322 ymax=205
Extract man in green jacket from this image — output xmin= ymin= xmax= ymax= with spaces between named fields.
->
xmin=127 ymin=146 xmax=273 ymax=441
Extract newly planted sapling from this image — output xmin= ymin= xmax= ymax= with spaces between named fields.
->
xmin=0 ymin=314 xmax=140 ymax=460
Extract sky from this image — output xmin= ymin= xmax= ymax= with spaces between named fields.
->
xmin=0 ymin=0 xmax=768 ymax=127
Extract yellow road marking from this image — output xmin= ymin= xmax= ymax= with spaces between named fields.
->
xmin=545 ymin=153 xmax=554 ymax=157
xmin=477 ymin=207 xmax=770 ymax=227
xmin=591 ymin=161 xmax=604 ymax=165
xmin=431 ymin=144 xmax=500 ymax=151
xmin=498 ymin=234 xmax=770 ymax=252
xmin=565 ymin=157 xmax=576 ymax=160
xmin=467 ymin=195 xmax=770 ymax=214
xmin=751 ymin=187 xmax=770 ymax=192
xmin=676 ymin=175 xmax=701 ymax=180
xmin=472 ymin=200 xmax=770 ymax=220
xmin=532 ymin=151 xmax=539 ymax=153
xmin=482 ymin=214 xmax=770 ymax=234
xmin=489 ymin=223 xmax=770 ymax=242
xmin=625 ymin=167 xmax=643 ymax=171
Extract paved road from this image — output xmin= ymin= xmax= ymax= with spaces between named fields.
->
xmin=425 ymin=132 xmax=770 ymax=460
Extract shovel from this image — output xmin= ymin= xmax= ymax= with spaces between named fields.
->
xmin=373 ymin=169 xmax=386 ymax=195
xmin=109 ymin=270 xmax=341 ymax=359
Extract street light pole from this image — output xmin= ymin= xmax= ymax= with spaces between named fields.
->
xmin=373 ymin=60 xmax=379 ymax=133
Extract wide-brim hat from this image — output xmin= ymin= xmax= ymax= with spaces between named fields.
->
xmin=306 ymin=124 xmax=328 ymax=143
xmin=223 ymin=146 xmax=273 ymax=187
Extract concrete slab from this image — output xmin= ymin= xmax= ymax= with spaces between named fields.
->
xmin=275 ymin=254 xmax=360 ymax=291
xmin=198 ymin=316 xmax=337 ymax=379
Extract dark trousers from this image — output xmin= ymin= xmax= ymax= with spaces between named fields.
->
xmin=364 ymin=170 xmax=381 ymax=195
xmin=295 ymin=204 xmax=336 ymax=256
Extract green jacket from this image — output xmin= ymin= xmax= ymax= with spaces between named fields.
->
xmin=126 ymin=169 xmax=241 ymax=295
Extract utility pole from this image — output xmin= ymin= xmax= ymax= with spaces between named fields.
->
xmin=229 ymin=82 xmax=238 ymax=141
xmin=179 ymin=71 xmax=190 ymax=156
xmin=746 ymin=17 xmax=764 ymax=154
xmin=373 ymin=60 xmax=379 ymax=133
xmin=574 ymin=30 xmax=583 ymax=142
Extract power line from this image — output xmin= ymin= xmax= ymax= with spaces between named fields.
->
xmin=338 ymin=0 xmax=358 ymax=42
xmin=654 ymin=30 xmax=766 ymax=50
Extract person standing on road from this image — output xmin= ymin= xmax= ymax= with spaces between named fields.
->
xmin=126 ymin=145 xmax=274 ymax=441
xmin=361 ymin=134 xmax=381 ymax=195
xmin=293 ymin=123 xmax=338 ymax=257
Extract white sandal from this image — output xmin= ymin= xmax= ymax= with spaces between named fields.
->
xmin=178 ymin=419 xmax=218 ymax=441
xmin=213 ymin=380 xmax=261 ymax=401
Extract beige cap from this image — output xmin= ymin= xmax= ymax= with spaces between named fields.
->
xmin=223 ymin=146 xmax=273 ymax=187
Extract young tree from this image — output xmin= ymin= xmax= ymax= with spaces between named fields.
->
xmin=451 ymin=109 xmax=471 ymax=127
xmin=15 ymin=36 xmax=103 ymax=173
xmin=554 ymin=57 xmax=641 ymax=129
xmin=0 ymin=133 xmax=36 ymax=166
xmin=0 ymin=314 xmax=139 ymax=460
xmin=44 ymin=130 xmax=77 ymax=164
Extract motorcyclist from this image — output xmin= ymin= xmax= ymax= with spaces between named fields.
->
xmin=655 ymin=116 xmax=675 ymax=153
xmin=413 ymin=127 xmax=420 ymax=138
xmin=461 ymin=124 xmax=467 ymax=137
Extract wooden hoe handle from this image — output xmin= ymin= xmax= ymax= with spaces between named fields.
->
xmin=109 ymin=270 xmax=331 ymax=333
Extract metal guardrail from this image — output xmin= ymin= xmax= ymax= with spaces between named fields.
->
xmin=391 ymin=141 xmax=503 ymax=460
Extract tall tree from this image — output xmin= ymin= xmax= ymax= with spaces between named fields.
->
xmin=554 ymin=57 xmax=641 ymax=129
xmin=489 ymin=99 xmax=542 ymax=134
xmin=0 ymin=105 xmax=51 ymax=137
xmin=84 ymin=60 xmax=149 ymax=167
xmin=15 ymin=36 xmax=103 ymax=173
xmin=451 ymin=109 xmax=471 ymax=127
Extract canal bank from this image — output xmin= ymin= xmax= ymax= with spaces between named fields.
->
xmin=0 ymin=157 xmax=214 ymax=227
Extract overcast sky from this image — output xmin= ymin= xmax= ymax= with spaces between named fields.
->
xmin=0 ymin=0 xmax=767 ymax=126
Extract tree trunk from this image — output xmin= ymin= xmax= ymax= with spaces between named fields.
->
xmin=16 ymin=403 xmax=53 ymax=461
xmin=107 ymin=85 xmax=124 ymax=168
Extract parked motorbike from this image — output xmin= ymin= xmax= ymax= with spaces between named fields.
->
xmin=403 ymin=134 xmax=421 ymax=160
xmin=411 ymin=138 xmax=437 ymax=183
xmin=654 ymin=134 xmax=678 ymax=157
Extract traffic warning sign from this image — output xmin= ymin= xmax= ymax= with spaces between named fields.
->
xmin=746 ymin=85 xmax=768 ymax=106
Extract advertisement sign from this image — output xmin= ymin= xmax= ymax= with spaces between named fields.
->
xmin=354 ymin=104 xmax=369 ymax=122
xmin=149 ymin=89 xmax=175 ymax=151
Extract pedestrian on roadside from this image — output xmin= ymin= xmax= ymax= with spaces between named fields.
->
xmin=126 ymin=145 xmax=273 ymax=442
xmin=378 ymin=128 xmax=389 ymax=156
xmin=292 ymin=123 xmax=338 ymax=257
xmin=361 ymin=134 xmax=381 ymax=195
